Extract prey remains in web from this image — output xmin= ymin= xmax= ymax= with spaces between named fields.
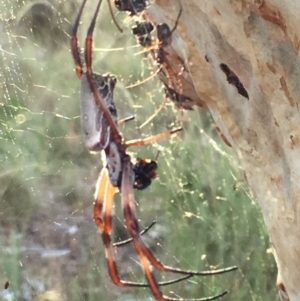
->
xmin=130 ymin=2 xmax=195 ymax=128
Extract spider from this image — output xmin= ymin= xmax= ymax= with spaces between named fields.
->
xmin=71 ymin=0 xmax=238 ymax=300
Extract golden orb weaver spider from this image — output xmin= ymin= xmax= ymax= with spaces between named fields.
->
xmin=71 ymin=0 xmax=238 ymax=300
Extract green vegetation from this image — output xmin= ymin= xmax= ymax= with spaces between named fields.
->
xmin=0 ymin=1 xmax=277 ymax=300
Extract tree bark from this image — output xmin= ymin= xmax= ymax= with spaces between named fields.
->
xmin=147 ymin=1 xmax=300 ymax=300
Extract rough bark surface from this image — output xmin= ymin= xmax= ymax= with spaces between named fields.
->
xmin=147 ymin=1 xmax=300 ymax=300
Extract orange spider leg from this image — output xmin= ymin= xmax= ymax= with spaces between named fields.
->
xmin=117 ymin=115 xmax=135 ymax=125
xmin=138 ymin=65 xmax=185 ymax=129
xmin=94 ymin=168 xmax=110 ymax=233
xmin=134 ymin=44 xmax=157 ymax=56
xmin=121 ymin=160 xmax=237 ymax=301
xmin=85 ymin=0 xmax=122 ymax=143
xmin=94 ymin=167 xmax=143 ymax=287
xmin=132 ymin=50 xmax=182 ymax=128
xmin=125 ymin=127 xmax=182 ymax=148
xmin=126 ymin=66 xmax=162 ymax=89
xmin=139 ymin=93 xmax=168 ymax=129
xmin=94 ymin=166 xmax=194 ymax=287
xmin=93 ymin=168 xmax=124 ymax=285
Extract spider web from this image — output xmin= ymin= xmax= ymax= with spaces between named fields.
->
xmin=0 ymin=1 xmax=277 ymax=301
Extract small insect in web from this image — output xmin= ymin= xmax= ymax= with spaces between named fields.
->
xmin=131 ymin=5 xmax=190 ymax=127
xmin=149 ymin=5 xmax=184 ymax=93
xmin=132 ymin=21 xmax=154 ymax=47
xmin=114 ymin=0 xmax=148 ymax=16
xmin=71 ymin=0 xmax=238 ymax=300
xmin=107 ymin=0 xmax=149 ymax=32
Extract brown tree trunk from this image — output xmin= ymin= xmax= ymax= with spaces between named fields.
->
xmin=147 ymin=1 xmax=300 ymax=300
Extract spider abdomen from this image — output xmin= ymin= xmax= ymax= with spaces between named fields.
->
xmin=80 ymin=73 xmax=117 ymax=151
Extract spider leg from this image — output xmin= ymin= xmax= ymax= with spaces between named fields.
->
xmin=106 ymin=0 xmax=123 ymax=33
xmin=125 ymin=127 xmax=182 ymax=148
xmin=135 ymin=44 xmax=157 ymax=56
xmin=85 ymin=0 xmax=122 ymax=143
xmin=96 ymin=164 xmax=156 ymax=248
xmin=113 ymin=220 xmax=157 ymax=247
xmin=94 ymin=167 xmax=114 ymax=235
xmin=94 ymin=167 xmax=141 ymax=287
xmin=71 ymin=0 xmax=87 ymax=79
xmin=121 ymin=160 xmax=235 ymax=301
xmin=139 ymin=94 xmax=168 ymax=129
xmin=94 ymin=167 xmax=195 ymax=287
xmin=126 ymin=66 xmax=162 ymax=89
xmin=117 ymin=115 xmax=135 ymax=125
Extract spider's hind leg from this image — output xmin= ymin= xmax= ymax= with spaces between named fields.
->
xmin=94 ymin=167 xmax=195 ymax=288
xmin=113 ymin=220 xmax=157 ymax=247
xmin=121 ymin=161 xmax=237 ymax=301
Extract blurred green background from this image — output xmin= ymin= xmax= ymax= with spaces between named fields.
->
xmin=0 ymin=0 xmax=278 ymax=300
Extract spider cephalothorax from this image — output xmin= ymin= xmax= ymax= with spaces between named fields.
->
xmin=105 ymin=146 xmax=159 ymax=190
xmin=71 ymin=0 xmax=238 ymax=300
xmin=80 ymin=73 xmax=117 ymax=151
